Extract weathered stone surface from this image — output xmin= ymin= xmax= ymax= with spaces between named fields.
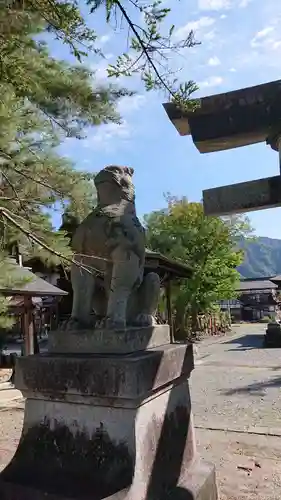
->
xmin=67 ymin=165 xmax=160 ymax=331
xmin=0 ymin=360 xmax=217 ymax=500
xmin=15 ymin=343 xmax=194 ymax=405
xmin=163 ymin=79 xmax=281 ymax=153
xmin=0 ymin=336 xmax=218 ymax=500
xmin=1 ymin=415 xmax=133 ymax=499
xmin=203 ymin=176 xmax=281 ymax=216
xmin=0 ymin=459 xmax=217 ymax=500
xmin=48 ymin=324 xmax=171 ymax=354
xmin=264 ymin=322 xmax=281 ymax=347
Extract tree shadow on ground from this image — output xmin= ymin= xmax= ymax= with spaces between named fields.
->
xmin=222 ymin=334 xmax=264 ymax=351
xmin=144 ymin=346 xmax=196 ymax=500
xmin=221 ymin=376 xmax=281 ymax=397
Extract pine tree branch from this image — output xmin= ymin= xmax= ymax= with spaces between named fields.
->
xmin=40 ymin=108 xmax=73 ymax=136
xmin=0 ymin=168 xmax=30 ymax=220
xmin=114 ymin=0 xmax=177 ymax=99
xmin=0 ymin=207 xmax=103 ymax=277
xmin=31 ymin=0 xmax=100 ymax=55
xmin=0 ymin=148 xmax=65 ymax=197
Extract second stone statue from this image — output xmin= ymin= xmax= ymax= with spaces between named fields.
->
xmin=65 ymin=165 xmax=160 ymax=331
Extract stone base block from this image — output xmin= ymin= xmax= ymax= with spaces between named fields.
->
xmin=0 ymin=342 xmax=218 ymax=499
xmin=264 ymin=323 xmax=281 ymax=347
xmin=0 ymin=459 xmax=217 ymax=499
xmin=14 ymin=343 xmax=194 ymax=406
xmin=48 ymin=324 xmax=170 ymax=354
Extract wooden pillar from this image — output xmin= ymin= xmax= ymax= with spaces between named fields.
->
xmin=23 ymin=296 xmax=34 ymax=356
xmin=165 ymin=279 xmax=174 ymax=343
xmin=54 ymin=299 xmax=59 ymax=329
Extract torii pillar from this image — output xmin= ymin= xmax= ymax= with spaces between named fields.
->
xmin=164 ymin=79 xmax=281 ymax=216
xmin=164 ymin=78 xmax=281 ymax=488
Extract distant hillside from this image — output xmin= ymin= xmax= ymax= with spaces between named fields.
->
xmin=238 ymin=237 xmax=281 ymax=278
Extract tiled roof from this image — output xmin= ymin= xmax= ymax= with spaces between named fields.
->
xmin=145 ymin=249 xmax=191 ymax=278
xmin=0 ymin=259 xmax=68 ymax=297
xmin=237 ymin=279 xmax=278 ymax=292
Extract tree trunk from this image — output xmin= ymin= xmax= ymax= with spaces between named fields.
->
xmin=174 ymin=303 xmax=187 ymax=341
xmin=191 ymin=308 xmax=198 ymax=337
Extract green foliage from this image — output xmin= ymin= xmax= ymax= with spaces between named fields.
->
xmin=0 ymin=254 xmax=31 ymax=330
xmin=3 ymin=0 xmax=199 ymax=109
xmin=1 ymin=3 xmax=132 ymax=138
xmin=0 ymin=84 xmax=98 ymax=267
xmin=0 ymin=4 xmax=127 ymax=268
xmin=145 ymin=196 xmax=250 ymax=337
xmin=0 ymin=0 xmax=132 ymax=327
xmin=100 ymin=0 xmax=199 ymax=108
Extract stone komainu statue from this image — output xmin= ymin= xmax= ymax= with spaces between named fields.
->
xmin=67 ymin=165 xmax=160 ymax=330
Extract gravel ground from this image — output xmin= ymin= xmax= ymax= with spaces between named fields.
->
xmin=191 ymin=364 xmax=281 ymax=432
xmin=191 ymin=324 xmax=281 ymax=433
xmin=198 ymin=428 xmax=281 ymax=500
xmin=0 ymin=369 xmax=12 ymax=384
xmin=1 ymin=408 xmax=281 ymax=500
xmin=1 ymin=324 xmax=281 ymax=499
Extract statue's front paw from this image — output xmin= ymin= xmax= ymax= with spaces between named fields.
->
xmin=133 ymin=314 xmax=157 ymax=327
xmin=61 ymin=317 xmax=95 ymax=331
xmin=105 ymin=317 xmax=126 ymax=331
xmin=60 ymin=317 xmax=81 ymax=331
xmin=95 ymin=316 xmax=126 ymax=330
xmin=95 ymin=317 xmax=106 ymax=329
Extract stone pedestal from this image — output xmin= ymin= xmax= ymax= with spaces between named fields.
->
xmin=264 ymin=322 xmax=281 ymax=347
xmin=0 ymin=326 xmax=218 ymax=500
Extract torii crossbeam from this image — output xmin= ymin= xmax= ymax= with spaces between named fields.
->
xmin=163 ymin=79 xmax=281 ymax=216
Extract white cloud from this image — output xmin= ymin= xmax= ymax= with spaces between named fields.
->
xmin=83 ymin=121 xmax=132 ymax=151
xmin=208 ymin=56 xmax=221 ymax=66
xmin=198 ymin=0 xmax=251 ymax=10
xmin=80 ymin=96 xmax=146 ymax=151
xmin=199 ymin=76 xmax=223 ymax=88
xmin=239 ymin=0 xmax=252 ymax=6
xmin=98 ymin=34 xmax=111 ymax=46
xmin=90 ymin=54 xmax=114 ymax=83
xmin=91 ymin=62 xmax=108 ymax=82
xmin=203 ymin=29 xmax=217 ymax=41
xmin=250 ymin=26 xmax=281 ymax=51
xmin=117 ymin=94 xmax=146 ymax=115
xmin=174 ymin=16 xmax=215 ymax=40
xmin=198 ymin=0 xmax=231 ymax=10
xmin=229 ymin=67 xmax=236 ymax=72
xmin=253 ymin=26 xmax=274 ymax=41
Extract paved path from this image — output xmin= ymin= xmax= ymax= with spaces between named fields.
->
xmin=191 ymin=324 xmax=281 ymax=499
xmin=191 ymin=323 xmax=281 ymax=434
xmin=0 ymin=382 xmax=23 ymax=409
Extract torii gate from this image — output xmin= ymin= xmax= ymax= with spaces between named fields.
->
xmin=164 ymin=79 xmax=281 ymax=216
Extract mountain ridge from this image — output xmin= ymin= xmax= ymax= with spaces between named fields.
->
xmin=239 ymin=237 xmax=281 ymax=278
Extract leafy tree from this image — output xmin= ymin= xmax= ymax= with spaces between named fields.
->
xmin=145 ymin=196 xmax=253 ymax=338
xmin=0 ymin=85 xmax=98 ymax=265
xmin=3 ymin=0 xmax=199 ymax=109
xmin=0 ymin=86 xmax=99 ymax=330
xmin=1 ymin=3 xmax=132 ymax=137
xmin=0 ymin=0 xmax=199 ymax=328
xmin=0 ymin=3 xmax=123 ymax=327
xmin=0 ymin=4 xmax=127 ymax=265
xmin=0 ymin=0 xmax=198 ymax=266
xmin=0 ymin=255 xmax=31 ymax=331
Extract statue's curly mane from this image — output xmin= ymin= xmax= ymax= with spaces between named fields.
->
xmin=94 ymin=165 xmax=135 ymax=202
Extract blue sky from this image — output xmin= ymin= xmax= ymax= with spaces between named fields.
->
xmin=51 ymin=0 xmax=281 ymax=237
